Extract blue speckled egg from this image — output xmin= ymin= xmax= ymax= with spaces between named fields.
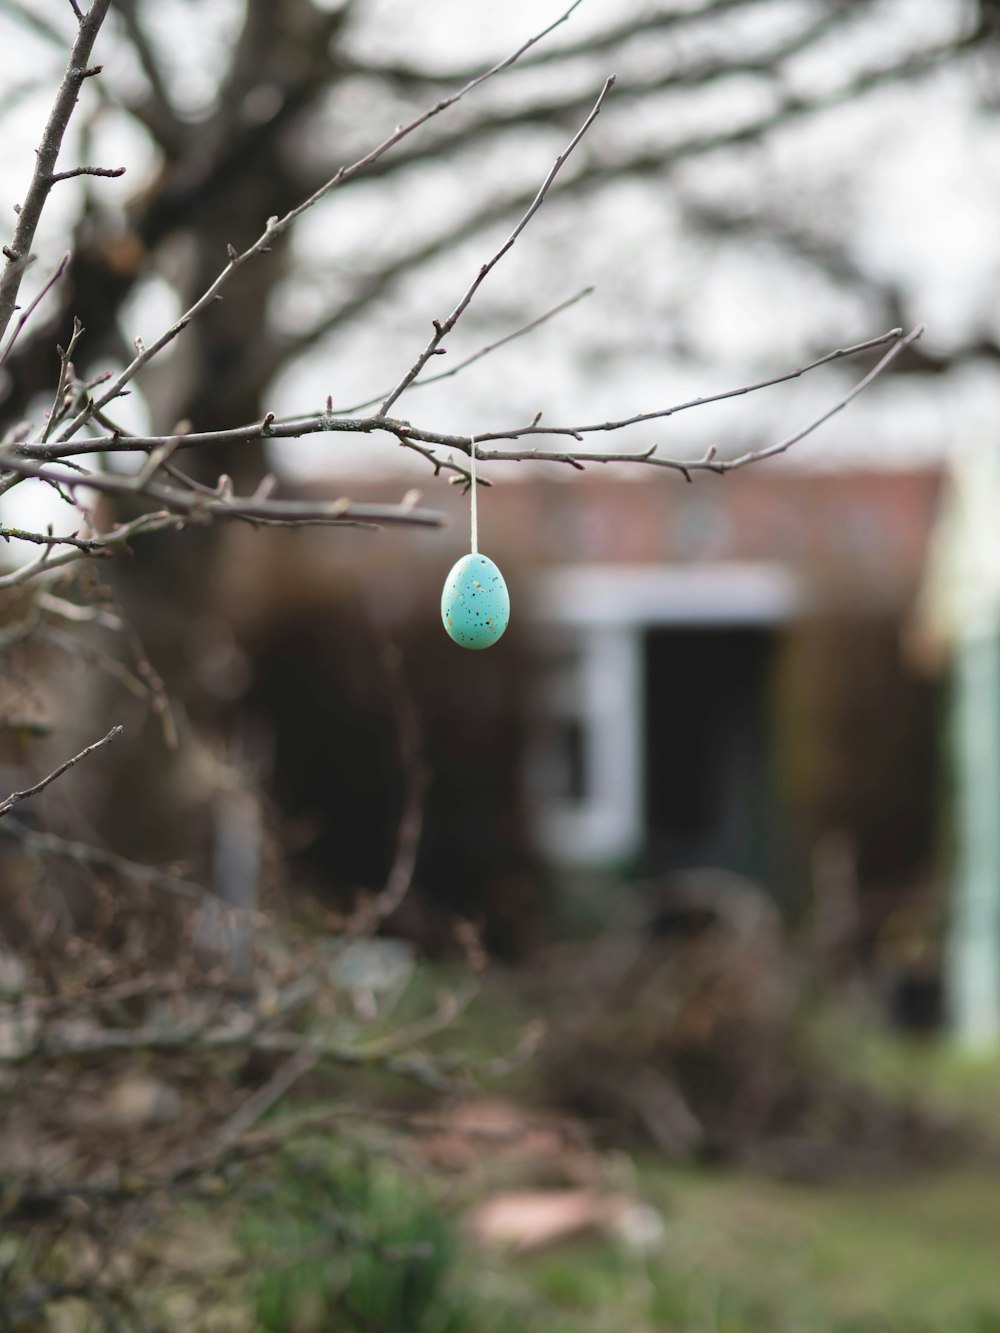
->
xmin=441 ymin=552 xmax=510 ymax=649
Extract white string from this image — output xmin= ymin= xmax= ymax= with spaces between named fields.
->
xmin=469 ymin=435 xmax=478 ymax=554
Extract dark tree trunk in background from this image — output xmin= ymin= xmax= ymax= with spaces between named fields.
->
xmin=0 ymin=1 xmax=354 ymax=879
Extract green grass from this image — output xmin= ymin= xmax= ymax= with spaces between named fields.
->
xmin=463 ymin=1162 xmax=1000 ymax=1333
xmin=442 ymin=997 xmax=1000 ymax=1333
xmin=296 ymin=970 xmax=1000 ymax=1333
xmin=239 ymin=1150 xmax=476 ymax=1333
xmin=805 ymin=1005 xmax=1000 ymax=1131
xmin=657 ymin=1164 xmax=1000 ymax=1330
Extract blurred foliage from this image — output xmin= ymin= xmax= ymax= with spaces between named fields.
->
xmin=241 ymin=1151 xmax=474 ymax=1333
xmin=5 ymin=988 xmax=1000 ymax=1330
xmin=804 ymin=1003 xmax=1000 ymax=1127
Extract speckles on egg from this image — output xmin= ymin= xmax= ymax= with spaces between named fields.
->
xmin=441 ymin=552 xmax=510 ymax=649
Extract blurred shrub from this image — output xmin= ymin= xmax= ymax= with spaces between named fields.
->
xmin=242 ymin=1150 xmax=483 ymax=1333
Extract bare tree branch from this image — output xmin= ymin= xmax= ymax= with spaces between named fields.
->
xmin=267 ymin=21 xmax=963 ymax=381
xmin=0 ymin=0 xmax=112 ymax=346
xmin=0 ymin=724 xmax=122 ymax=818
xmin=40 ymin=314 xmax=85 ymax=442
xmin=13 ymin=326 xmax=913 ymax=475
xmin=333 ymin=0 xmax=915 ymax=192
xmin=471 ymin=325 xmax=925 ymax=478
xmin=0 ymin=1010 xmax=469 ymax=1093
xmin=0 ymin=815 xmax=207 ymax=900
xmin=378 ymin=76 xmax=616 ymax=418
xmin=0 ymin=510 xmax=176 ymax=585
xmin=163 ymin=1051 xmax=319 ymax=1182
xmin=50 ymin=1 xmax=587 ymax=444
xmin=334 ymin=286 xmax=595 ymax=415
xmin=1 ymin=525 xmax=108 ymax=551
xmin=0 ymin=252 xmax=69 ymax=369
xmin=0 ymin=1 xmax=937 ymax=610
xmin=466 ymin=327 xmax=916 ymax=446
xmin=49 ymin=163 xmax=125 ymax=183
xmin=0 ymin=453 xmax=446 ymax=537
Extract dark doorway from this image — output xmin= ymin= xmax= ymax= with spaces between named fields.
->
xmin=643 ymin=626 xmax=777 ymax=881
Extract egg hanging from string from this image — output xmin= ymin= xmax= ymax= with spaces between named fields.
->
xmin=441 ymin=552 xmax=510 ymax=649
xmin=441 ymin=440 xmax=509 ymax=649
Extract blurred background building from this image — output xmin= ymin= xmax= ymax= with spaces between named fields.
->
xmin=207 ymin=464 xmax=943 ymax=1028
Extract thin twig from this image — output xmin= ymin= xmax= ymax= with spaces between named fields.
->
xmin=50 ymin=163 xmax=124 ymax=183
xmin=333 ymin=286 xmax=594 ymax=414
xmin=36 ymin=591 xmax=124 ymax=629
xmin=378 ymin=76 xmax=616 ymax=417
xmin=0 ymin=537 xmax=54 ymax=586
xmin=1 ymin=524 xmax=109 ymax=551
xmin=468 ymin=327 xmax=912 ymax=443
xmin=0 ymin=724 xmax=122 ymax=818
xmin=40 ymin=315 xmax=85 ymax=442
xmin=0 ymin=815 xmax=232 ymax=904
xmin=473 ymin=327 xmax=926 ymax=475
xmin=35 ymin=622 xmax=153 ymax=703
xmin=0 ymin=457 xmax=445 ymax=535
xmin=0 ymin=510 xmax=177 ymax=587
xmin=1 ymin=1018 xmax=467 ymax=1092
xmin=165 ymin=1051 xmax=318 ymax=1182
xmin=0 ymin=309 xmax=911 ymax=536
xmin=0 ymin=252 xmax=69 ymax=369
